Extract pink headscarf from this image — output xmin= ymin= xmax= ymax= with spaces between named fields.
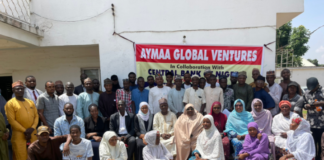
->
xmin=251 ymin=98 xmax=273 ymax=135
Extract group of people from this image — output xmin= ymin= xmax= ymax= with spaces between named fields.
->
xmin=0 ymin=68 xmax=323 ymax=160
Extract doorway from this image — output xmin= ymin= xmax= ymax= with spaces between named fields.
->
xmin=0 ymin=76 xmax=13 ymax=101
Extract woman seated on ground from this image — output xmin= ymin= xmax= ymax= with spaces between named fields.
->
xmin=143 ymin=130 xmax=173 ymax=160
xmin=224 ymin=99 xmax=254 ymax=159
xmin=209 ymin=101 xmax=230 ymax=160
xmin=282 ymin=82 xmax=304 ymax=117
xmin=84 ymin=104 xmax=107 ymax=160
xmin=134 ymin=102 xmax=154 ymax=160
xmin=99 ymin=131 xmax=128 ymax=160
xmin=272 ymin=100 xmax=299 ymax=159
xmin=174 ymin=103 xmax=204 ymax=160
xmin=279 ymin=117 xmax=315 ymax=160
xmin=189 ymin=115 xmax=225 ymax=160
xmin=238 ymin=122 xmax=269 ymax=160
xmin=250 ymin=98 xmax=275 ymax=160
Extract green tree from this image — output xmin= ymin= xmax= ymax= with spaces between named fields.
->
xmin=276 ymin=22 xmax=310 ymax=67
xmin=307 ymin=59 xmax=319 ymax=66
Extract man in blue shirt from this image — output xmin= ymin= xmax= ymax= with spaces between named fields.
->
xmin=253 ymin=75 xmax=275 ymax=110
xmin=129 ymin=72 xmax=138 ymax=91
xmin=54 ymin=103 xmax=85 ymax=150
xmin=131 ymin=77 xmax=149 ymax=114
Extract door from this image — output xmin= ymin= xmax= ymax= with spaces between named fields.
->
xmin=0 ymin=76 xmax=13 ymax=101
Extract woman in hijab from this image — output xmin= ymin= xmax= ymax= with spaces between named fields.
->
xmin=251 ymin=98 xmax=275 ymax=160
xmin=279 ymin=117 xmax=315 ymax=160
xmin=224 ymin=99 xmax=254 ymax=159
xmin=189 ymin=115 xmax=225 ymax=160
xmin=238 ymin=122 xmax=269 ymax=160
xmin=99 ymin=131 xmax=128 ymax=160
xmin=272 ymin=100 xmax=299 ymax=159
xmin=209 ymin=101 xmax=230 ymax=160
xmin=134 ymin=102 xmax=154 ymax=160
xmin=111 ymin=75 xmax=121 ymax=92
xmin=282 ymin=82 xmax=304 ymax=117
xmin=174 ymin=103 xmax=204 ymax=160
xmin=143 ymin=130 xmax=173 ymax=160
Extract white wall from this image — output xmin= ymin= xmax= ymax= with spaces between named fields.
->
xmin=0 ymin=45 xmax=100 ymax=91
xmin=29 ymin=0 xmax=304 ymax=86
xmin=276 ymin=67 xmax=324 ymax=87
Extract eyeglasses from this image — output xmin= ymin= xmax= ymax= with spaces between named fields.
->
xmin=256 ymin=80 xmax=264 ymax=84
xmin=235 ymin=104 xmax=243 ymax=107
xmin=187 ymin=107 xmax=194 ymax=111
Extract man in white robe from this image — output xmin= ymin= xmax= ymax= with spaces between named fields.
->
xmin=153 ymin=98 xmax=177 ymax=156
xmin=149 ymin=74 xmax=171 ymax=114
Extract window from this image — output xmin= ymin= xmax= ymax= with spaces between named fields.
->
xmin=81 ymin=68 xmax=101 ymax=90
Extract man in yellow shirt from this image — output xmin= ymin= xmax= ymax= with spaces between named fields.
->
xmin=5 ymin=80 xmax=39 ymax=160
xmin=249 ymin=68 xmax=268 ymax=89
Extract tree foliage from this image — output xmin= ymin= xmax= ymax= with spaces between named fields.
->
xmin=276 ymin=22 xmax=310 ymax=67
xmin=307 ymin=59 xmax=319 ymax=66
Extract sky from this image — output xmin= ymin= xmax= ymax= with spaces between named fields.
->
xmin=291 ymin=0 xmax=324 ymax=64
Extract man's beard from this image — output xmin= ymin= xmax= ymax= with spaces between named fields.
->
xmin=65 ymin=113 xmax=73 ymax=117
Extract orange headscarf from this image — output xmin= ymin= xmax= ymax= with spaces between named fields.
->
xmin=12 ymin=80 xmax=24 ymax=88
xmin=279 ymin=100 xmax=291 ymax=109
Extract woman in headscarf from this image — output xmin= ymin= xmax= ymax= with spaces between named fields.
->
xmin=238 ymin=122 xmax=269 ymax=160
xmin=272 ymin=100 xmax=299 ymax=159
xmin=143 ymin=130 xmax=173 ymax=160
xmin=189 ymin=115 xmax=225 ymax=160
xmin=282 ymin=82 xmax=304 ymax=117
xmin=134 ymin=102 xmax=154 ymax=160
xmin=224 ymin=99 xmax=254 ymax=159
xmin=99 ymin=131 xmax=128 ymax=160
xmin=251 ymin=98 xmax=275 ymax=160
xmin=209 ymin=101 xmax=230 ymax=160
xmin=279 ymin=117 xmax=315 ymax=160
xmin=174 ymin=103 xmax=204 ymax=160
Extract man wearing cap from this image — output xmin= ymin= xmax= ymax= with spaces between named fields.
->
xmin=12 ymin=75 xmax=43 ymax=105
xmin=109 ymin=100 xmax=136 ymax=160
xmin=132 ymin=77 xmax=149 ymax=114
xmin=282 ymin=82 xmax=303 ymax=116
xmin=99 ymin=78 xmax=117 ymax=122
xmin=183 ymin=74 xmax=206 ymax=114
xmin=303 ymin=77 xmax=324 ymax=160
xmin=233 ymin=71 xmax=254 ymax=111
xmin=74 ymin=73 xmax=88 ymax=95
xmin=228 ymin=72 xmax=238 ymax=89
xmin=249 ymin=68 xmax=268 ymax=89
xmin=55 ymin=80 xmax=64 ymax=97
xmin=181 ymin=72 xmax=192 ymax=89
xmin=77 ymin=78 xmax=102 ymax=118
xmin=204 ymin=69 xmax=213 ymax=88
xmin=116 ymin=79 xmax=133 ymax=113
xmin=153 ymin=98 xmax=177 ymax=156
xmin=266 ymin=71 xmax=283 ymax=116
xmin=204 ymin=74 xmax=224 ymax=113
xmin=219 ymin=75 xmax=234 ymax=111
xmin=168 ymin=75 xmax=185 ymax=117
xmin=279 ymin=69 xmax=303 ymax=99
xmin=27 ymin=126 xmax=72 ymax=160
xmin=37 ymin=81 xmax=60 ymax=135
xmin=253 ymin=76 xmax=275 ymax=110
xmin=149 ymin=74 xmax=171 ymax=114
xmin=5 ymin=81 xmax=39 ymax=160
xmin=58 ymin=82 xmax=78 ymax=116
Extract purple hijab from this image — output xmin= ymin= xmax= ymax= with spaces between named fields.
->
xmin=239 ymin=122 xmax=269 ymax=159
